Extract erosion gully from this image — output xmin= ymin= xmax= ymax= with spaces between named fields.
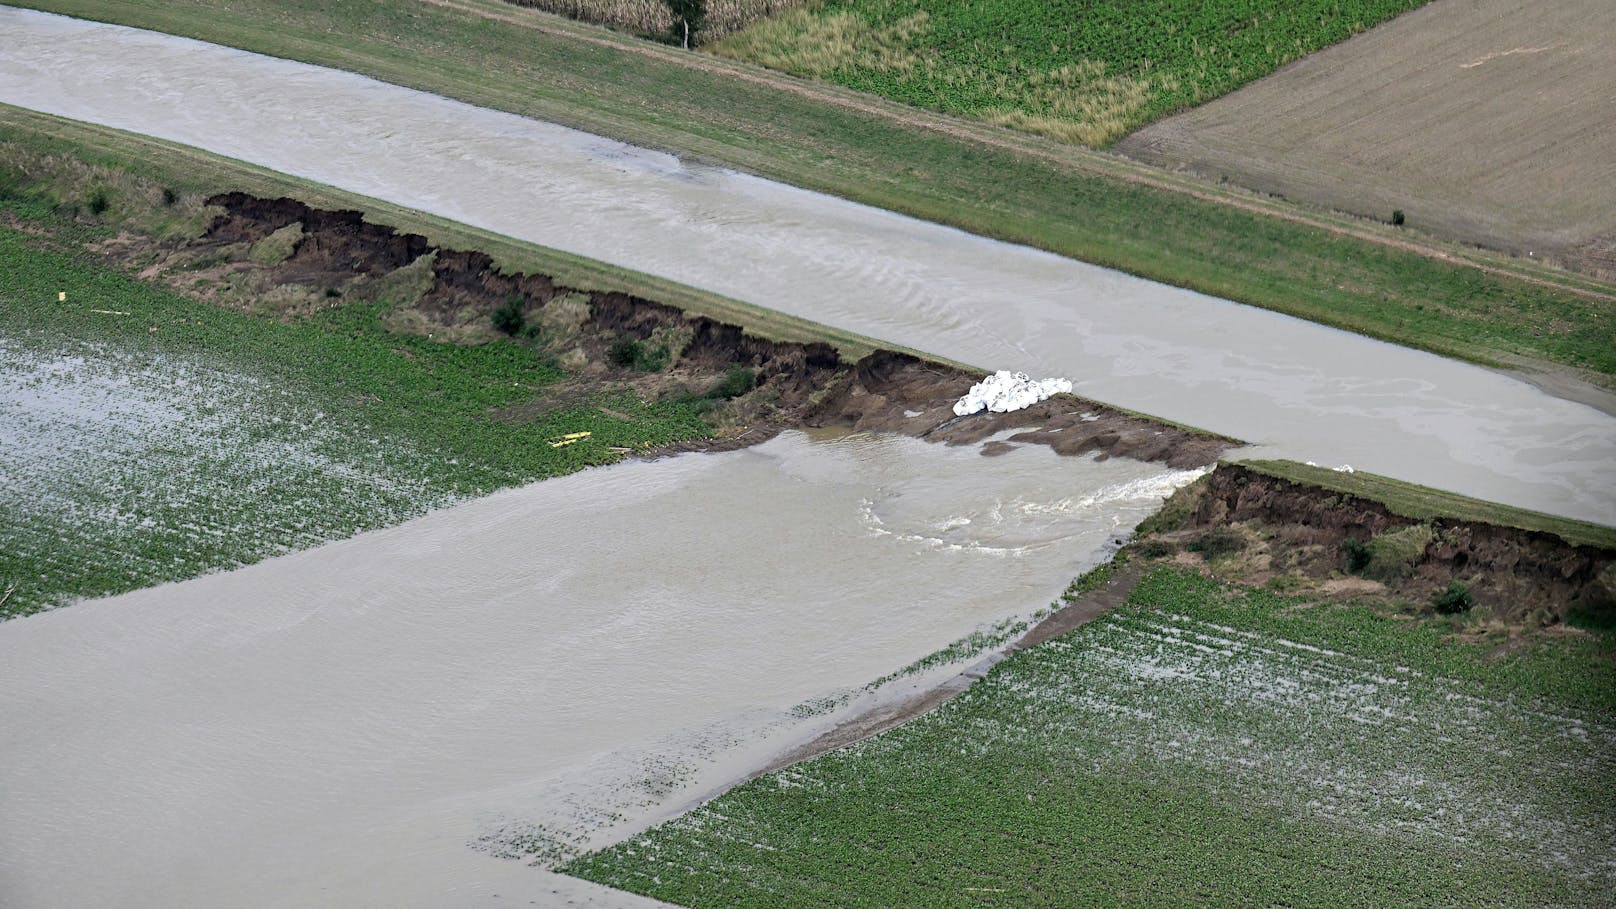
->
xmin=2 ymin=7 xmax=1614 ymax=908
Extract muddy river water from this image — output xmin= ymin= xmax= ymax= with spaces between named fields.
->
xmin=3 ymin=8 xmax=1615 ymax=907
xmin=0 ymin=431 xmax=1201 ymax=906
xmin=2 ymin=7 xmax=1614 ymax=523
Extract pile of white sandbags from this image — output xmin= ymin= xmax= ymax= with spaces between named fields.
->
xmin=953 ymin=371 xmax=1074 ymax=416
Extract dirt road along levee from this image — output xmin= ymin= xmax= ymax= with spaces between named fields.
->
xmin=1118 ymin=0 xmax=1616 ymax=279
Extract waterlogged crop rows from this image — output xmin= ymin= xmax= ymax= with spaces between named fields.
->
xmin=568 ymin=571 xmax=1616 ymax=907
xmin=1 ymin=332 xmax=456 ymax=614
xmin=717 ymin=0 xmax=1426 ymax=145
xmin=0 ymin=229 xmax=710 ymax=615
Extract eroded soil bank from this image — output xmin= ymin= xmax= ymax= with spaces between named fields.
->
xmin=745 ymin=461 xmax=1616 ymax=781
xmin=1142 ymin=464 xmax=1616 ymax=627
xmin=6 ymin=8 xmax=1610 ymax=522
xmin=112 ymin=191 xmax=1234 ymax=470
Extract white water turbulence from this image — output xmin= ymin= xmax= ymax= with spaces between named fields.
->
xmin=2 ymin=8 xmax=1613 ymax=523
xmin=0 ymin=431 xmax=1203 ymax=908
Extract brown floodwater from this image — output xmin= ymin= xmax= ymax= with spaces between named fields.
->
xmin=2 ymin=8 xmax=1612 ymax=523
xmin=0 ymin=431 xmax=1205 ymax=907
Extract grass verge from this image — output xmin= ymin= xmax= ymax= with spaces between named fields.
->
xmin=563 ymin=567 xmax=1616 ymax=907
xmin=10 ymin=0 xmax=1616 ymax=384
xmin=1237 ymin=459 xmax=1616 ymax=550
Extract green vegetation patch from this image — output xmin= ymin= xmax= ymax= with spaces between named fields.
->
xmin=565 ymin=568 xmax=1616 ymax=907
xmin=1353 ymin=522 xmax=1434 ymax=581
xmin=717 ymin=0 xmax=1427 ymax=145
xmin=0 ymin=227 xmax=709 ymax=617
xmin=1239 ymin=459 xmax=1616 ymax=549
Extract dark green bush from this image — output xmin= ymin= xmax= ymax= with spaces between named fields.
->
xmin=1566 ymin=598 xmax=1615 ymax=632
xmin=161 ymin=187 xmax=178 ymax=207
xmin=87 ymin=188 xmax=109 ymax=216
xmin=1344 ymin=539 xmax=1372 ymax=573
xmin=711 ymin=366 xmax=756 ymax=399
xmin=1391 ymin=209 xmax=1406 ymax=227
xmin=667 ymin=0 xmax=704 ymax=46
xmin=609 ymin=337 xmax=669 ymax=371
xmin=492 ymin=296 xmax=525 ymax=336
xmin=609 ymin=338 xmax=641 ymax=367
xmin=1186 ymin=527 xmax=1245 ymax=559
xmin=1432 ymin=581 xmax=1473 ymax=615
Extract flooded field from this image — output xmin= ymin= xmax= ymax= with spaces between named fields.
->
xmin=0 ymin=430 xmax=1202 ymax=907
xmin=2 ymin=7 xmax=1613 ymax=523
xmin=0 ymin=329 xmax=459 ymax=613
xmin=571 ymin=569 xmax=1616 ymax=906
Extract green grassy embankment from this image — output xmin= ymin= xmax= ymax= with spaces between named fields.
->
xmin=716 ymin=0 xmax=1427 ymax=145
xmin=1236 ymin=459 xmax=1616 ymax=551
xmin=11 ymin=0 xmax=1616 ymax=386
xmin=564 ymin=566 xmax=1616 ymax=908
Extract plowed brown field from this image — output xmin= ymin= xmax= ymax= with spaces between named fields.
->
xmin=1118 ymin=0 xmax=1616 ymax=278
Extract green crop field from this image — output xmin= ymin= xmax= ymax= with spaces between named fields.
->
xmin=716 ymin=0 xmax=1427 ymax=145
xmin=565 ymin=568 xmax=1616 ymax=907
xmin=0 ymin=222 xmax=712 ymax=618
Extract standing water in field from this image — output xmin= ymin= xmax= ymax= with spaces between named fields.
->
xmin=1 ymin=7 xmax=1613 ymax=523
xmin=0 ymin=430 xmax=1203 ymax=908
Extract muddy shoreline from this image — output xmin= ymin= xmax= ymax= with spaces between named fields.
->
xmin=119 ymin=192 xmax=1238 ymax=470
xmin=754 ymin=562 xmax=1147 ymax=779
xmin=740 ymin=458 xmax=1616 ymax=783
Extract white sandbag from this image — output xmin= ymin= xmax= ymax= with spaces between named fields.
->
xmin=953 ymin=370 xmax=1074 ymax=416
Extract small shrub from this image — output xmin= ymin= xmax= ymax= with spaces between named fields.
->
xmin=1391 ymin=209 xmax=1406 ymax=227
xmin=324 ymin=287 xmax=342 ymax=299
xmin=609 ymin=338 xmax=642 ymax=367
xmin=1135 ymin=539 xmax=1176 ymax=559
xmin=609 ymin=337 xmax=669 ymax=371
xmin=1432 ymin=581 xmax=1473 ymax=615
xmin=492 ymin=297 xmax=526 ymax=336
xmin=711 ymin=366 xmax=757 ymax=399
xmin=1566 ymin=598 xmax=1615 ymax=632
xmin=1344 ymin=539 xmax=1372 ymax=573
xmin=161 ymin=187 xmax=178 ymax=207
xmin=87 ymin=188 xmax=110 ymax=216
xmin=1356 ymin=524 xmax=1433 ymax=583
xmin=1186 ymin=527 xmax=1245 ymax=559
xmin=668 ymin=0 xmax=705 ymax=46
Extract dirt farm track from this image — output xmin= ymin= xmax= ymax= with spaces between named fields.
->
xmin=1118 ymin=0 xmax=1616 ymax=279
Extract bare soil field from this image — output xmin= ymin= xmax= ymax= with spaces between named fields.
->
xmin=1118 ymin=0 xmax=1616 ymax=278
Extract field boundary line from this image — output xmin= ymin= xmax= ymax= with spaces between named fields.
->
xmin=421 ymin=0 xmax=1616 ymax=305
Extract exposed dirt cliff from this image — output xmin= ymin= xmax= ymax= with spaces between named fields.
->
xmin=176 ymin=192 xmax=1234 ymax=468
xmin=1142 ymin=463 xmax=1616 ymax=626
